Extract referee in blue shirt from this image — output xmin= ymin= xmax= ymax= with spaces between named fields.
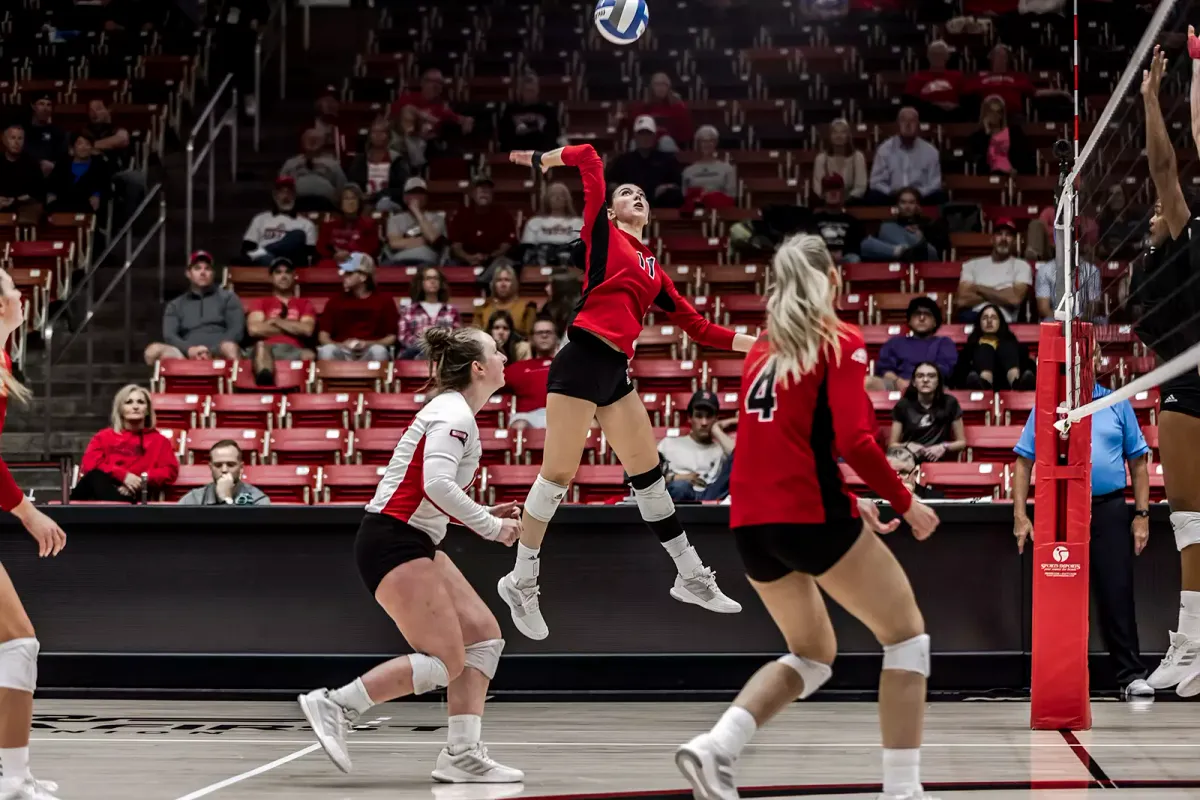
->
xmin=1010 ymin=363 xmax=1154 ymax=698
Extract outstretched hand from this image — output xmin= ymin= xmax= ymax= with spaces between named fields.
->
xmin=857 ymin=497 xmax=901 ymax=535
xmin=488 ymin=501 xmax=522 ymax=519
xmin=1142 ymin=44 xmax=1168 ymax=98
xmin=509 ymin=151 xmax=551 ymax=174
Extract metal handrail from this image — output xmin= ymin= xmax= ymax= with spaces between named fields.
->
xmin=185 ymin=72 xmax=239 ymax=262
xmin=254 ymin=0 xmax=289 ymax=152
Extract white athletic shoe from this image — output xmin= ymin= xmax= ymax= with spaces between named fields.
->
xmin=1147 ymin=631 xmax=1200 ymax=689
xmin=431 ymin=744 xmax=524 ymax=783
xmin=676 ymin=734 xmax=739 ymax=800
xmin=878 ymin=793 xmax=940 ymax=800
xmin=298 ymin=687 xmax=354 ymax=773
xmin=0 ymin=777 xmax=61 ymax=800
xmin=497 ymin=572 xmax=548 ymax=640
xmin=1124 ymin=678 xmax=1155 ymax=699
xmin=671 ymin=567 xmax=742 ymax=614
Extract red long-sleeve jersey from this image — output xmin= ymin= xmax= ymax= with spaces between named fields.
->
xmin=730 ymin=329 xmax=913 ymax=528
xmin=0 ymin=352 xmax=25 ymax=512
xmin=562 ymin=144 xmax=736 ymax=359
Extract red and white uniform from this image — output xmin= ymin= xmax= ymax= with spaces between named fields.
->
xmin=365 ymin=391 xmax=501 ymax=543
xmin=0 ymin=352 xmax=24 ymax=513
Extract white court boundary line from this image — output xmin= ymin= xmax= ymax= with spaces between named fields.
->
xmin=171 ymin=743 xmax=320 ymax=800
xmin=30 ymin=738 xmax=1200 ymax=748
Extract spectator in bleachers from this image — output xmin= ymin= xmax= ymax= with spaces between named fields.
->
xmin=866 ymin=296 xmax=957 ymax=392
xmin=968 ymin=44 xmax=1035 ymax=115
xmin=22 ymin=92 xmax=66 ymax=178
xmin=1035 ymin=223 xmax=1102 ymax=322
xmin=312 ymin=88 xmax=342 ymax=153
xmin=812 ymin=119 xmax=868 ymax=202
xmin=627 ymin=73 xmax=692 ymax=153
xmin=178 ymin=440 xmax=270 ymax=506
xmin=809 ymin=174 xmax=865 ymax=264
xmin=953 ymin=304 xmax=1035 ymax=390
xmin=144 ymin=251 xmax=245 ymax=364
xmin=520 ymin=183 xmax=584 ymax=266
xmin=207 ymin=0 xmax=270 ymax=118
xmin=383 ymin=177 xmax=447 ymax=266
xmin=245 ymin=258 xmax=316 ymax=385
xmin=681 ymin=126 xmax=737 ymax=211
xmin=860 ymin=186 xmax=942 ymax=262
xmin=388 ymin=68 xmax=475 ymax=141
xmin=865 ymin=107 xmax=944 ymax=206
xmin=316 ymin=252 xmax=398 ymax=362
xmin=242 ymin=176 xmax=318 ymax=266
xmin=279 ymin=128 xmax=348 ymax=212
xmin=542 ymin=271 xmax=581 ymax=337
xmin=0 ymin=124 xmax=46 ymax=224
xmin=70 ymin=384 xmax=180 ymax=503
xmin=888 ymin=361 xmax=966 ymax=463
xmin=398 ymin=266 xmax=460 ymax=358
xmin=390 ymin=104 xmax=429 ymax=173
xmin=659 ymin=390 xmax=736 ymax=503
xmin=46 ymin=132 xmax=111 ymax=216
xmin=955 ymin=219 xmax=1031 ymax=322
xmin=608 ymin=117 xmax=684 ymax=208
xmin=84 ymin=98 xmax=146 ymax=226
xmin=967 ymin=94 xmax=1035 ymax=176
xmin=903 ymin=40 xmax=966 ymax=122
xmin=506 ymin=317 xmax=560 ymax=430
xmin=885 ymin=446 xmax=944 ymax=500
xmin=347 ymin=118 xmax=410 ymax=212
xmin=474 ymin=265 xmax=537 ymax=335
xmin=316 ymin=184 xmax=380 ymax=267
xmin=448 ymin=178 xmax=518 ymax=275
xmin=487 ymin=309 xmax=530 ymax=362
xmin=498 ymin=73 xmax=563 ymax=153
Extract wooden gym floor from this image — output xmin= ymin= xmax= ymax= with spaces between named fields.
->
xmin=25 ymin=699 xmax=1200 ymax=799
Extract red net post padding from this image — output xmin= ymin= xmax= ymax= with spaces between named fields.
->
xmin=1030 ymin=322 xmax=1093 ymax=731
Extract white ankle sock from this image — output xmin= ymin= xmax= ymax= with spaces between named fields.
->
xmin=329 ymin=677 xmax=374 ymax=716
xmin=708 ymin=705 xmax=756 ymax=758
xmin=448 ymin=714 xmax=481 ymax=755
xmin=0 ymin=747 xmax=29 ymax=780
xmin=1179 ymin=592 xmax=1200 ymax=639
xmin=514 ymin=543 xmax=540 ymax=582
xmin=882 ymin=748 xmax=921 ymax=797
xmin=662 ymin=534 xmax=701 ymax=575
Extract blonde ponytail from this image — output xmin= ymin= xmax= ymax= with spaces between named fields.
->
xmin=0 ymin=362 xmax=30 ymax=406
xmin=765 ymin=234 xmax=847 ymax=388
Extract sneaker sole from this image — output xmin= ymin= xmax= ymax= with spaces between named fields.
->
xmin=1177 ymin=669 xmax=1200 ymax=698
xmin=496 ymin=576 xmax=549 ymax=640
xmin=670 ymin=586 xmax=742 ymax=614
xmin=298 ymin=693 xmax=352 ymax=773
xmin=431 ymin=769 xmax=525 ymax=784
xmin=675 ymin=747 xmax=723 ymax=800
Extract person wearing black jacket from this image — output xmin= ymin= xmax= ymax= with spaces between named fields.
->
xmin=808 ymin=174 xmax=865 ymax=263
xmin=0 ymin=125 xmax=45 ymax=224
xmin=606 ymin=116 xmax=684 ymax=208
xmin=861 ymin=186 xmax=945 ymax=262
xmin=498 ymin=75 xmax=562 ymax=152
xmin=952 ymin=303 xmax=1035 ymax=389
xmin=46 ymin=133 xmax=111 ymax=216
xmin=966 ymin=94 xmax=1036 ymax=176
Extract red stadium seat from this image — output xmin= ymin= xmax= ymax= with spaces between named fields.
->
xmin=240 ymin=464 xmax=318 ymax=503
xmin=184 ymin=428 xmax=266 ymax=465
xmin=478 ymin=428 xmax=517 ymax=466
xmin=706 ymin=359 xmax=744 ymax=391
xmin=912 ymin=262 xmax=965 ymax=294
xmin=152 ymin=358 xmax=232 ymax=394
xmin=716 ymin=294 xmax=766 ymax=327
xmin=630 ymin=359 xmax=700 ymax=393
xmin=151 ymin=393 xmax=204 ymax=428
xmin=638 ymin=391 xmax=668 ymax=425
xmin=321 ymin=464 xmax=387 ymax=503
xmin=636 ymin=325 xmax=685 ymax=359
xmin=837 ymin=292 xmax=867 ymax=324
xmin=964 ymin=426 xmax=1023 ymax=463
xmin=296 ymin=267 xmax=347 ymax=297
xmin=1127 ymin=389 xmax=1159 ymax=426
xmin=1147 ymin=462 xmax=1166 ymax=503
xmin=224 ymin=266 xmax=274 ymax=297
xmin=1143 ymin=424 xmax=1159 ymax=460
xmin=160 ymin=465 xmax=214 ymax=502
xmin=839 ymin=463 xmax=869 ymax=495
xmin=392 ymin=360 xmax=436 ymax=391
xmin=868 ymin=391 xmax=901 ymax=427
xmin=477 ymin=395 xmax=508 ymax=428
xmin=282 ymin=393 xmax=358 ymax=428
xmin=354 ymin=427 xmax=406 ymax=465
xmin=920 ymin=462 xmax=1006 ymax=499
xmin=702 ymin=264 xmax=765 ymax=295
xmin=998 ymin=391 xmax=1036 ymax=425
xmin=518 ymin=427 xmax=601 ymax=465
xmin=946 ymin=390 xmax=994 ymax=425
xmin=842 ymin=262 xmax=910 ymax=294
xmin=155 ymin=428 xmax=184 ymax=458
xmin=658 ymin=235 xmax=726 ymax=264
xmin=571 ymin=465 xmax=629 ymax=503
xmin=208 ymin=394 xmax=282 ymax=429
xmin=361 ymin=393 xmax=427 ymax=427
xmin=314 ymin=360 xmax=390 ymax=392
xmin=266 ymin=428 xmax=351 ymax=465
xmin=482 ymin=464 xmax=544 ymax=504
xmin=231 ymin=359 xmax=311 ymax=393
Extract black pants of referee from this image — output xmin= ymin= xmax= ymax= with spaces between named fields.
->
xmin=1090 ymin=491 xmax=1147 ymax=688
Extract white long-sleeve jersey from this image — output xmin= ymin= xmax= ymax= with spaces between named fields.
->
xmin=365 ymin=391 xmax=501 ymax=543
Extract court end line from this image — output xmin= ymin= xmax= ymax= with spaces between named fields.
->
xmin=171 ymin=743 xmax=320 ymax=800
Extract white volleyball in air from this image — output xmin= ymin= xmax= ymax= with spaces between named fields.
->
xmin=594 ymin=0 xmax=649 ymax=45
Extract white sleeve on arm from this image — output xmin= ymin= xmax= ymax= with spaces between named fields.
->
xmin=422 ymin=416 xmax=503 ymax=539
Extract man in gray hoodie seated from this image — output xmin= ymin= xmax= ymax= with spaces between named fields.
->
xmin=178 ymin=440 xmax=270 ymax=506
xmin=144 ymin=251 xmax=246 ymax=364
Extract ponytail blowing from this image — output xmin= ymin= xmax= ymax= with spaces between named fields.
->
xmin=765 ymin=234 xmax=846 ymax=388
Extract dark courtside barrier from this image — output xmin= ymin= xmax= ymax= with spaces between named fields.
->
xmin=0 ymin=503 xmax=1180 ymax=698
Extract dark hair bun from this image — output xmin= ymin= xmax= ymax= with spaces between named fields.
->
xmin=421 ymin=326 xmax=454 ymax=360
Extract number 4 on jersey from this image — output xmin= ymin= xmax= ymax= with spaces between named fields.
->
xmin=745 ymin=361 xmax=778 ymax=421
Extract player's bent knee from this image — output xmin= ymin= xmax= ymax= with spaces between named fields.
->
xmin=525 ymin=474 xmax=569 ymax=523
xmin=0 ymin=638 xmax=39 ymax=693
xmin=1172 ymin=512 xmax=1200 ymax=551
xmin=777 ymin=653 xmax=832 ymax=699
xmin=881 ymin=633 xmax=931 ymax=678
xmin=628 ymin=466 xmax=674 ymax=522
xmin=409 ymin=652 xmax=452 ymax=694
xmin=464 ymin=638 xmax=505 ymax=680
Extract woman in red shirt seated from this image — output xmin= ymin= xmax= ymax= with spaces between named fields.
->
xmin=71 ymin=385 xmax=180 ymax=503
xmin=316 ymin=184 xmax=380 ymax=267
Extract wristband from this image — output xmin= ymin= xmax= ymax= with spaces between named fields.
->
xmin=531 ymin=151 xmax=544 ymax=172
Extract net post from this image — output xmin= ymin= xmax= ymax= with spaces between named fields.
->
xmin=1030 ymin=322 xmax=1093 ymax=731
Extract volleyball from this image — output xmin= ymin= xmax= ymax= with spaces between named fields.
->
xmin=593 ymin=0 xmax=649 ymax=45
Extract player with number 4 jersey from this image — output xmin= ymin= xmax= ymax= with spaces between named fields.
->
xmin=496 ymin=144 xmax=757 ymax=642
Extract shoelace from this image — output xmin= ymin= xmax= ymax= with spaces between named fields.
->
xmin=691 ymin=567 xmax=719 ymax=587
xmin=518 ymin=583 xmax=541 ymax=612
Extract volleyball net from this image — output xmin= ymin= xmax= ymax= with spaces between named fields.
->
xmin=1031 ymin=0 xmax=1200 ymax=729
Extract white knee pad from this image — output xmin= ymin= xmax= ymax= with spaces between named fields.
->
xmin=525 ymin=475 xmax=569 ymax=523
xmin=409 ymin=652 xmax=450 ymax=695
xmin=1172 ymin=512 xmax=1200 ymax=552
xmin=882 ymin=633 xmax=931 ymax=677
xmin=632 ymin=475 xmax=675 ymax=522
xmin=777 ymin=653 xmax=832 ymax=700
xmin=0 ymin=638 xmax=38 ymax=693
xmin=464 ymin=638 xmax=505 ymax=680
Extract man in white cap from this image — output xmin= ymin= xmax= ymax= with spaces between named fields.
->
xmin=607 ymin=115 xmax=684 ymax=208
xmin=316 ymin=252 xmax=399 ymax=361
xmin=384 ymin=177 xmax=447 ymax=266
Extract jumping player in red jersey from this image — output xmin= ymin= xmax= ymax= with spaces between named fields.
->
xmin=675 ymin=235 xmax=941 ymax=800
xmin=0 ymin=270 xmax=67 ymax=800
xmin=497 ymin=144 xmax=756 ymax=640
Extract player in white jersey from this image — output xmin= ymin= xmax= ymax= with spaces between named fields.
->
xmin=299 ymin=327 xmax=524 ymax=784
